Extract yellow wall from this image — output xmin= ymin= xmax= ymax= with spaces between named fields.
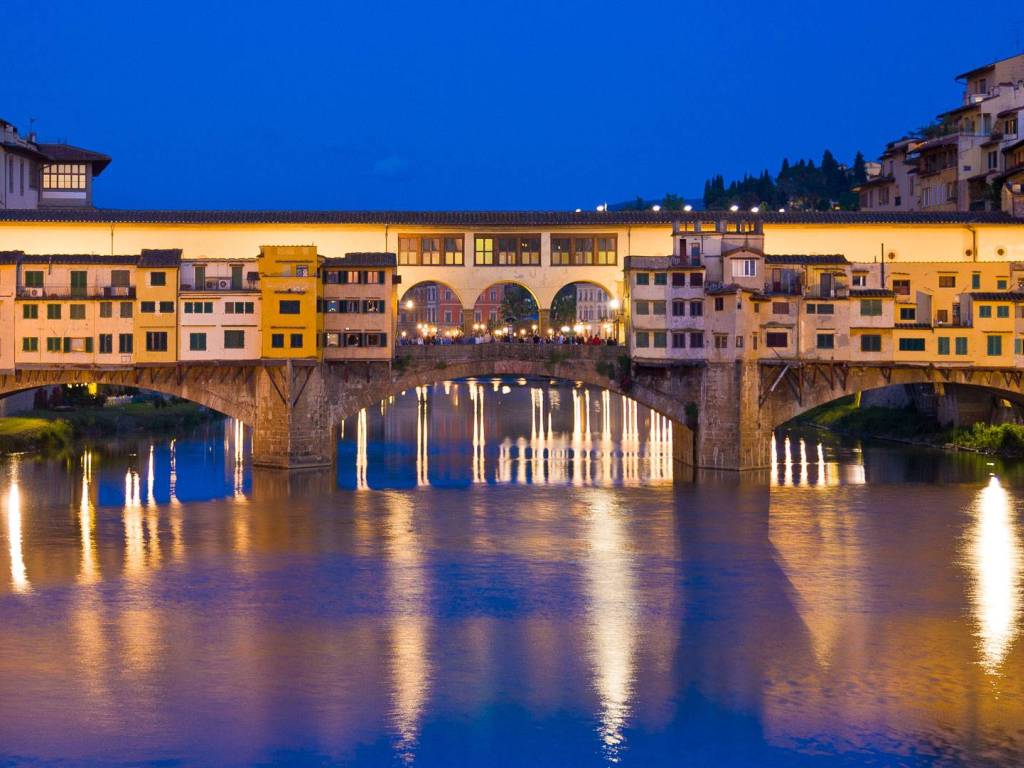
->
xmin=258 ymin=245 xmax=322 ymax=359
xmin=135 ymin=265 xmax=178 ymax=363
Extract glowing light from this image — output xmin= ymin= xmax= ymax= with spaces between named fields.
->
xmin=6 ymin=459 xmax=29 ymax=593
xmin=729 ymin=204 xmax=740 ymax=212
xmin=608 ymin=298 xmax=621 ymax=311
xmin=404 ymin=299 xmax=415 ymax=310
xmin=683 ymin=204 xmax=693 ymax=212
xmin=651 ymin=204 xmax=661 ymax=212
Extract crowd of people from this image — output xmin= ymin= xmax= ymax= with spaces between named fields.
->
xmin=398 ymin=329 xmax=618 ymax=346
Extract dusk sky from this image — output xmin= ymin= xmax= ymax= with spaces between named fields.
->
xmin=3 ymin=0 xmax=1022 ymax=210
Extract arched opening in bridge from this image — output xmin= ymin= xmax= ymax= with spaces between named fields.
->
xmin=549 ymin=281 xmax=621 ymax=341
xmin=337 ymin=374 xmax=680 ymax=490
xmin=471 ymin=282 xmax=540 ymax=339
xmin=398 ymin=281 xmax=465 ymax=341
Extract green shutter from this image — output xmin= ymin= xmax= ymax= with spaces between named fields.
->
xmin=85 ymin=337 xmax=93 ymax=353
xmin=63 ymin=337 xmax=71 ymax=353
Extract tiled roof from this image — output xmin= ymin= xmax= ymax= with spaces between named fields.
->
xmin=849 ymin=289 xmax=895 ymax=298
xmin=0 ymin=250 xmax=139 ymax=265
xmin=967 ymin=291 xmax=1024 ymax=301
xmin=36 ymin=143 xmax=112 ymax=175
xmin=895 ymin=323 xmax=933 ymax=329
xmin=764 ymin=254 xmax=849 ymax=265
xmin=324 ymin=252 xmax=397 ymax=267
xmin=720 ymin=245 xmax=763 ymax=258
xmin=0 ymin=209 xmax=1018 ymax=226
xmin=138 ymin=248 xmax=182 ymax=267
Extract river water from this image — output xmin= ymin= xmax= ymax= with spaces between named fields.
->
xmin=0 ymin=377 xmax=1022 ymax=766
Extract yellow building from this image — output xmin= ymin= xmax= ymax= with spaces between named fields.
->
xmin=134 ymin=249 xmax=181 ymax=364
xmin=258 ymin=245 xmax=322 ymax=359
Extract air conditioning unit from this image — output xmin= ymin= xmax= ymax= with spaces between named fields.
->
xmin=27 ymin=287 xmax=43 ymax=298
xmin=218 ymin=279 xmax=230 ymax=289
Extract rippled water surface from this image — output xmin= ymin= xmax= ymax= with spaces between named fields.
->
xmin=0 ymin=377 xmax=1022 ymax=766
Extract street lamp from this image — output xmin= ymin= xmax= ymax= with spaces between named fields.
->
xmin=405 ymin=299 xmax=415 ymax=311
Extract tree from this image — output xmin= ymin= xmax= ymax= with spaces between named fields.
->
xmin=499 ymin=285 xmax=537 ymax=325
xmin=550 ymin=285 xmax=578 ymax=326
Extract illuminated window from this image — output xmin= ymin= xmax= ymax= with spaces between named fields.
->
xmin=41 ymin=163 xmax=87 ymax=190
xmin=474 ymin=235 xmax=540 ymax=266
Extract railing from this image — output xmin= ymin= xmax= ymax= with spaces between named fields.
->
xmin=805 ymin=284 xmax=849 ymax=300
xmin=179 ymin=278 xmax=259 ymax=291
xmin=394 ymin=340 xmax=622 ymax=367
xmin=16 ymin=285 xmax=136 ymax=299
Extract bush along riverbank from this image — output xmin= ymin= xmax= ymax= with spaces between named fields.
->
xmin=0 ymin=417 xmax=73 ymax=453
xmin=22 ymin=400 xmax=221 ymax=437
xmin=791 ymin=395 xmax=1024 ymax=459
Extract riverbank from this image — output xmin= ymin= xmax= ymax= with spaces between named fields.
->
xmin=0 ymin=401 xmax=221 ymax=454
xmin=792 ymin=395 xmax=1024 ymax=458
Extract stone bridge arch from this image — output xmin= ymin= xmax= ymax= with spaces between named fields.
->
xmin=760 ymin=361 xmax=1024 ymax=428
xmin=0 ymin=364 xmax=260 ymax=424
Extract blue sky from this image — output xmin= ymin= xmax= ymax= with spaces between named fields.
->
xmin=2 ymin=0 xmax=1022 ymax=209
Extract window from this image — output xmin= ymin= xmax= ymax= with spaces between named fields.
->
xmin=653 ymin=331 xmax=667 ymax=348
xmin=652 ymin=301 xmax=666 ymax=316
xmin=145 ymin=332 xmax=168 ymax=352
xmin=955 ymin=337 xmax=968 ymax=355
xmin=860 ymin=334 xmax=882 ymax=352
xmin=987 ymin=335 xmax=1003 ymax=356
xmin=997 ymin=279 xmax=1008 ymax=290
xmin=816 ymin=303 xmax=834 ymax=315
xmin=184 ymin=301 xmax=215 ymax=314
xmin=1017 ymin=338 xmax=1024 ymax=356
xmin=672 ymin=300 xmax=686 ymax=317
xmin=550 ymin=235 xmax=616 ymax=265
xmin=290 ymin=333 xmax=303 ymax=349
xmin=735 ymin=335 xmax=744 ymax=349
xmin=149 ymin=272 xmax=166 ymax=287
xmin=21 ymin=337 xmax=38 ymax=352
xmin=363 ymin=299 xmax=385 ymax=313
xmin=99 ymin=302 xmax=112 ymax=318
xmin=689 ymin=332 xmax=704 ymax=348
xmin=46 ymin=337 xmax=61 ymax=352
xmin=772 ymin=301 xmax=789 ymax=315
xmin=689 ymin=272 xmax=703 ymax=287
xmin=224 ymin=330 xmax=245 ymax=349
xmin=295 ymin=265 xmax=309 ymax=278
xmin=22 ymin=305 xmax=37 ymax=319
xmin=979 ymin=305 xmax=993 ymax=319
xmin=938 ymin=275 xmax=956 ymax=288
xmin=938 ymin=337 xmax=950 ymax=355
xmin=118 ymin=334 xmax=133 ymax=354
xmin=714 ymin=297 xmax=724 ymax=311
xmin=635 ymin=301 xmax=650 ymax=315
xmin=98 ymin=334 xmax=113 ymax=354
xmin=271 ymin=333 xmax=284 ymax=349
xmin=140 ymin=301 xmax=156 ymax=313
xmin=160 ymin=301 xmax=175 ymax=313
xmin=852 ymin=273 xmax=867 ymax=287
xmin=690 ymin=301 xmax=703 ymax=316
xmin=636 ymin=273 xmax=650 ymax=286
xmin=225 ymin=301 xmax=255 ymax=314
xmin=635 ymin=331 xmax=650 ymax=348
xmin=672 ymin=273 xmax=686 ymax=287
xmin=47 ymin=304 xmax=61 ymax=320
xmin=24 ymin=270 xmax=43 ymax=288
xmin=972 ymin=273 xmax=981 ymax=290
xmin=653 ymin=273 xmax=667 ymax=286
xmin=860 ymin=299 xmax=882 ymax=316
xmin=899 ymin=307 xmax=916 ymax=321
xmin=672 ymin=332 xmax=686 ymax=349
xmin=474 ymin=235 xmax=541 ymax=266
xmin=899 ymin=338 xmax=926 ymax=352
xmin=997 ymin=305 xmax=1010 ymax=319
xmin=189 ymin=333 xmax=207 ymax=352
xmin=816 ymin=333 xmax=834 ymax=350
xmin=70 ymin=304 xmax=85 ymax=320
xmin=41 ymin=163 xmax=86 ymax=190
xmin=766 ymin=332 xmax=788 ymax=348
xmin=732 ymin=258 xmax=757 ymax=278
xmin=892 ymin=279 xmax=910 ymax=295
xmin=398 ymin=235 xmax=464 ymax=265
xmin=279 ymin=300 xmax=301 ymax=314
xmin=714 ymin=334 xmax=729 ymax=350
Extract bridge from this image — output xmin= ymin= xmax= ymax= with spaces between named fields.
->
xmin=4 ymin=348 xmax=1024 ymax=470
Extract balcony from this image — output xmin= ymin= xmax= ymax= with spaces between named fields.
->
xmin=17 ymin=285 xmax=136 ymax=300
xmin=764 ymin=280 xmax=803 ymax=296
xmin=670 ymin=255 xmax=704 ymax=268
xmin=180 ymin=274 xmax=259 ymax=292
xmin=805 ymin=283 xmax=849 ymax=300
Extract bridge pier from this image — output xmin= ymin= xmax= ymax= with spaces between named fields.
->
xmin=694 ymin=362 xmax=773 ymax=471
xmin=252 ymin=362 xmax=335 ymax=469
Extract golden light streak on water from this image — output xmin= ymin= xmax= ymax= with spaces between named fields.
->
xmin=6 ymin=457 xmax=29 ymax=593
xmin=416 ymin=387 xmax=429 ymax=487
xmin=585 ymin=493 xmax=637 ymax=762
xmin=123 ymin=468 xmax=144 ymax=578
xmin=966 ymin=476 xmax=1023 ymax=674
xmin=233 ymin=418 xmax=247 ymax=500
xmin=470 ymin=383 xmax=486 ymax=484
xmin=385 ymin=493 xmax=431 ymax=763
xmin=356 ymin=409 xmax=369 ymax=491
xmin=78 ymin=451 xmax=98 ymax=584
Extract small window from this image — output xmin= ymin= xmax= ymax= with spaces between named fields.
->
xmin=997 ymin=278 xmax=1008 ymax=290
xmin=938 ymin=275 xmax=956 ymax=288
xmin=99 ymin=302 xmax=112 ymax=318
xmin=149 ymin=272 xmax=167 ymax=287
xmin=852 ymin=273 xmax=867 ymax=287
xmin=772 ymin=301 xmax=789 ymax=315
xmin=653 ymin=273 xmax=667 ymax=286
xmin=689 ymin=272 xmax=703 ymax=288
xmin=816 ymin=303 xmax=834 ymax=315
xmin=21 ymin=337 xmax=38 ymax=352
xmin=987 ymin=335 xmax=1003 ymax=356
xmin=979 ymin=305 xmax=993 ymax=319
xmin=271 ymin=333 xmax=284 ymax=349
xmin=120 ymin=302 xmax=133 ymax=318
xmin=938 ymin=337 xmax=950 ymax=355
xmin=98 ymin=334 xmax=113 ymax=354
xmin=997 ymin=305 xmax=1010 ymax=318
xmin=652 ymin=301 xmax=666 ymax=316
xmin=47 ymin=304 xmax=61 ymax=320
xmin=635 ymin=331 xmax=650 ymax=348
xmin=70 ymin=304 xmax=86 ymax=320
xmin=22 ymin=305 xmax=38 ymax=319
xmin=636 ymin=273 xmax=650 ymax=286
xmin=892 ymin=279 xmax=910 ymax=295
xmin=672 ymin=332 xmax=686 ymax=349
xmin=816 ymin=333 xmax=835 ymax=350
xmin=140 ymin=301 xmax=156 ymax=313
xmin=118 ymin=334 xmax=133 ymax=354
xmin=898 ymin=338 xmax=926 ymax=352
xmin=224 ymin=330 xmax=245 ymax=349
xmin=860 ymin=334 xmax=882 ymax=352
xmin=145 ymin=331 xmax=168 ymax=352
xmin=714 ymin=334 xmax=729 ymax=350
xmin=653 ymin=331 xmax=667 ymax=348
xmin=689 ymin=332 xmax=704 ymax=348
xmin=159 ymin=301 xmax=174 ymax=313
xmin=189 ymin=332 xmax=207 ymax=351
xmin=899 ymin=307 xmax=916 ymax=321
xmin=635 ymin=301 xmax=650 ymax=316
xmin=714 ymin=297 xmax=724 ymax=311
xmin=290 ymin=333 xmax=303 ymax=349
xmin=860 ymin=299 xmax=882 ymax=316
xmin=672 ymin=273 xmax=686 ymax=287
xmin=955 ymin=337 xmax=968 ymax=355
xmin=690 ymin=301 xmax=703 ymax=317
xmin=972 ymin=273 xmax=981 ymax=290
xmin=296 ymin=265 xmax=309 ymax=277
xmin=766 ymin=332 xmax=788 ymax=348
xmin=279 ymin=300 xmax=301 ymax=314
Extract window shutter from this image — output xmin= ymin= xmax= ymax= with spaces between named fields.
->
xmin=63 ymin=337 xmax=71 ymax=353
xmin=85 ymin=337 xmax=93 ymax=353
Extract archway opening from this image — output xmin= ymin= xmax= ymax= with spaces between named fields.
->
xmin=549 ymin=281 xmax=622 ymax=342
xmin=398 ymin=281 xmax=465 ymax=342
xmin=471 ymin=282 xmax=539 ymax=341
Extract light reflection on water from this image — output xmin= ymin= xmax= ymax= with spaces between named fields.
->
xmin=0 ymin=384 xmax=1022 ymax=765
